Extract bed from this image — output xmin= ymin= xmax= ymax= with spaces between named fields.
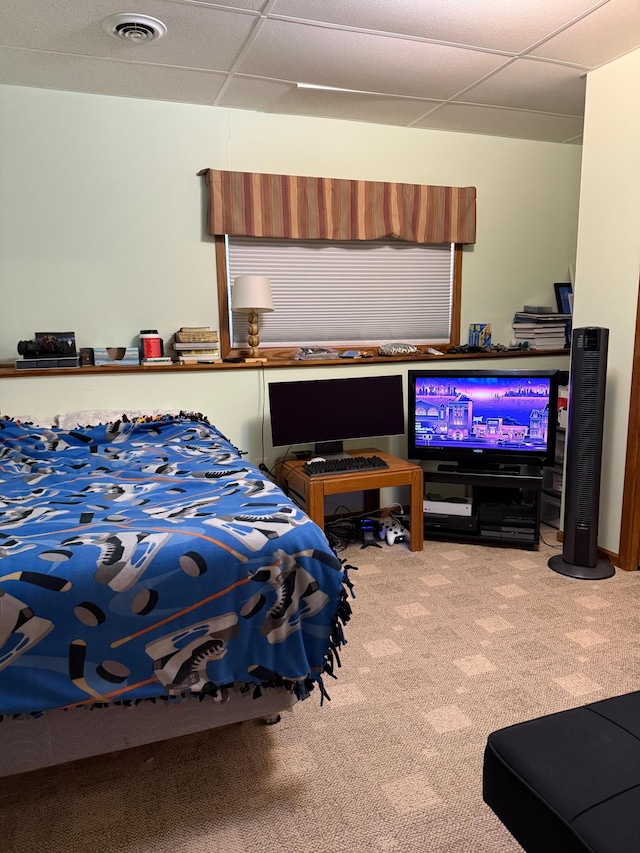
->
xmin=0 ymin=412 xmax=352 ymax=776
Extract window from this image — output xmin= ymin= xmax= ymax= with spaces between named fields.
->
xmin=203 ymin=168 xmax=474 ymax=359
xmin=217 ymin=236 xmax=462 ymax=357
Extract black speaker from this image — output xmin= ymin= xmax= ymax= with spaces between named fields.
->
xmin=548 ymin=327 xmax=614 ymax=580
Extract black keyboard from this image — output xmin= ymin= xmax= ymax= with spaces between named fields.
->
xmin=303 ymin=455 xmax=389 ymax=476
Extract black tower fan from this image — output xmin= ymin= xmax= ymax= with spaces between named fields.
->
xmin=549 ymin=327 xmax=614 ymax=579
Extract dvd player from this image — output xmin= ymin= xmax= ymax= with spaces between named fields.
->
xmin=480 ymin=527 xmax=536 ymax=541
xmin=424 ymin=513 xmax=477 ymax=533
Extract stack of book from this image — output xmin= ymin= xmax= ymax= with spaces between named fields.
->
xmin=512 ymin=306 xmax=569 ymax=350
xmin=141 ymin=356 xmax=173 ymax=367
xmin=172 ymin=327 xmax=220 ymax=363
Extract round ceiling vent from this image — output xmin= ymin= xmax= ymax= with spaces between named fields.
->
xmin=103 ymin=13 xmax=167 ymax=43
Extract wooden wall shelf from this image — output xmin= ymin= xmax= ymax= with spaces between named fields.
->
xmin=0 ymin=349 xmax=569 ymax=379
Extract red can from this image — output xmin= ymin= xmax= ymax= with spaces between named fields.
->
xmin=140 ymin=330 xmax=163 ymax=359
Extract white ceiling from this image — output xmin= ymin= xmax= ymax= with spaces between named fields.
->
xmin=1 ymin=0 xmax=639 ymax=144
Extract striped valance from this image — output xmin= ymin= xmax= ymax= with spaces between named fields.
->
xmin=199 ymin=169 xmax=476 ymax=245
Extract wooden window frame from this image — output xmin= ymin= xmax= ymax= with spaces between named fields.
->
xmin=216 ymin=236 xmax=462 ymax=360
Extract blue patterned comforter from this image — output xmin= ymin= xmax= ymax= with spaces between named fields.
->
xmin=0 ymin=415 xmax=350 ymax=717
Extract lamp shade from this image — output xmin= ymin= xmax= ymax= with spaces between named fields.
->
xmin=231 ymin=275 xmax=274 ymax=313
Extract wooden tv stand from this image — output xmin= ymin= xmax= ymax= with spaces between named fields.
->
xmin=276 ymin=448 xmax=424 ymax=552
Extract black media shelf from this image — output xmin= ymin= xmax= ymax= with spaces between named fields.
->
xmin=423 ymin=464 xmax=543 ymax=551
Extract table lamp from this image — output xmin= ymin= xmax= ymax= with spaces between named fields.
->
xmin=231 ymin=275 xmax=274 ymax=362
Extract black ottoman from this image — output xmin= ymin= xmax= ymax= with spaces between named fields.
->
xmin=483 ymin=690 xmax=640 ymax=853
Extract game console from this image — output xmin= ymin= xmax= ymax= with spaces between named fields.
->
xmin=480 ymin=527 xmax=536 ymax=541
xmin=423 ymin=496 xmax=473 ymax=517
xmin=378 ymin=517 xmax=410 ymax=546
xmin=477 ymin=503 xmax=536 ymax=542
xmin=478 ymin=504 xmax=535 ymax=527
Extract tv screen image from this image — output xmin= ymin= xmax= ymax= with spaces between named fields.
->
xmin=268 ymin=374 xmax=404 ymax=454
xmin=408 ymin=369 xmax=558 ymax=467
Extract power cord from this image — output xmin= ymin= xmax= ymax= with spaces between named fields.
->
xmin=539 ymin=524 xmax=562 ymax=549
xmin=326 ymin=519 xmax=359 ymax=552
xmin=325 ymin=504 xmax=409 ymax=551
xmin=325 ymin=504 xmax=406 ymax=526
xmin=258 ymin=462 xmax=276 ymax=481
xmin=258 ymin=445 xmax=293 ymax=485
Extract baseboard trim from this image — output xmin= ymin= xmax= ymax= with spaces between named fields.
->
xmin=555 ymin=530 xmax=624 ymax=570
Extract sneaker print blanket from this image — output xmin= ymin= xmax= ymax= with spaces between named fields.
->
xmin=0 ymin=415 xmax=351 ymax=717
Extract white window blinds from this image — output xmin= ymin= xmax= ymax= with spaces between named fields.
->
xmin=227 ymin=237 xmax=454 ymax=348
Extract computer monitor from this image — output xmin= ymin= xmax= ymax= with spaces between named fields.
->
xmin=407 ymin=368 xmax=559 ymax=470
xmin=268 ymin=374 xmax=405 ymax=456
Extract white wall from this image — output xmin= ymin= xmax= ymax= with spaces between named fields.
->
xmin=0 ymin=84 xmax=574 ymax=475
xmin=0 ymin=354 xmax=568 ymax=516
xmin=573 ymin=47 xmax=640 ymax=555
xmin=0 ymin=84 xmax=581 ymax=361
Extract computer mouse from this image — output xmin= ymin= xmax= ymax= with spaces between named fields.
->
xmin=307 ymin=457 xmax=326 ymax=464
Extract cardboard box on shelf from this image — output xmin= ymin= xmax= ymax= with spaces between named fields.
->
xmin=468 ymin=323 xmax=491 ymax=347
xmin=93 ymin=347 xmax=140 ymax=366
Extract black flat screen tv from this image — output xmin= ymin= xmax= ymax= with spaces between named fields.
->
xmin=268 ymin=374 xmax=405 ymax=455
xmin=408 ymin=369 xmax=559 ymax=469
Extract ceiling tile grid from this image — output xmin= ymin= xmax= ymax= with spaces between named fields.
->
xmin=0 ymin=45 xmax=227 ymax=103
xmin=239 ymin=20 xmax=512 ymax=100
xmin=0 ymin=0 xmax=638 ymax=142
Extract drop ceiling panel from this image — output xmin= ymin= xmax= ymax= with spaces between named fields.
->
xmin=0 ymin=46 xmax=227 ymax=103
xmin=460 ymin=59 xmax=587 ymax=115
xmin=0 ymin=0 xmax=256 ymax=72
xmin=0 ymin=0 xmax=638 ymax=143
xmin=270 ymin=0 xmax=605 ymax=53
xmin=240 ymin=19 xmax=510 ymax=99
xmin=528 ymin=0 xmax=640 ymax=67
xmin=414 ymin=102 xmax=585 ymax=143
xmin=220 ymin=75 xmax=441 ymax=124
xmin=185 ymin=0 xmax=267 ymax=10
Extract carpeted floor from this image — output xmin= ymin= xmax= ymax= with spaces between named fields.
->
xmin=3 ymin=530 xmax=640 ymax=853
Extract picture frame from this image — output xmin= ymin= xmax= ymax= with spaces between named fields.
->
xmin=34 ymin=331 xmax=77 ymax=356
xmin=554 ymin=283 xmax=573 ymax=315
